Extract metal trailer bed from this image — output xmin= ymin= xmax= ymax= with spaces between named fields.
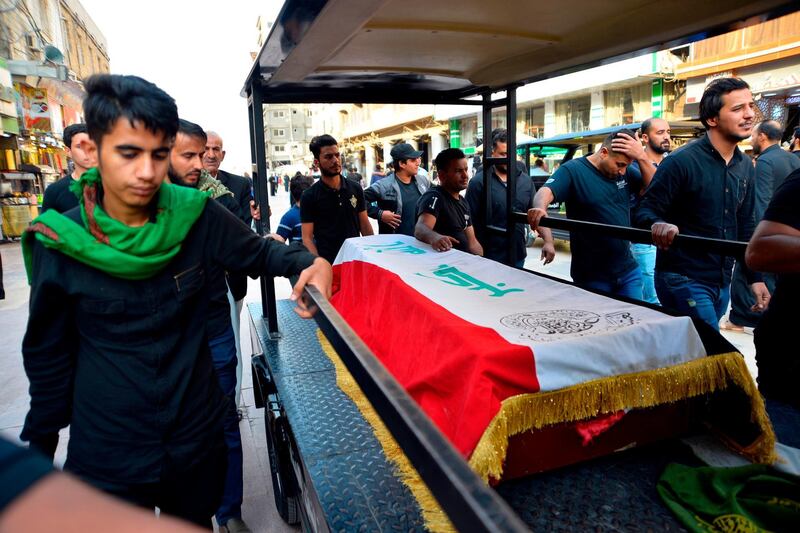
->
xmin=242 ymin=1 xmax=799 ymax=531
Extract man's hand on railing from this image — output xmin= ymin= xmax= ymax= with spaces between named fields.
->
xmin=527 ymin=207 xmax=548 ymax=232
xmin=291 ymin=257 xmax=333 ymax=318
xmin=651 ymin=222 xmax=679 ymax=250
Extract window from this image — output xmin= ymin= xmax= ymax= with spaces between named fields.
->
xmin=273 ymin=145 xmax=286 ymax=153
xmin=555 ymin=96 xmax=591 ymax=133
xmin=272 ymin=110 xmax=285 ymax=119
xmin=292 ymin=109 xmax=298 ymax=114
xmin=521 ymin=105 xmax=545 ymax=139
xmin=604 ymin=84 xmax=651 ymax=126
xmin=272 ymin=128 xmax=285 ymax=137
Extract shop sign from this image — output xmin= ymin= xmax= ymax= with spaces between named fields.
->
xmin=13 ymin=83 xmax=52 ymax=132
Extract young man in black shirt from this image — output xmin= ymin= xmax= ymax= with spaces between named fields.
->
xmin=466 ymin=128 xmax=555 ymax=268
xmin=300 ymin=134 xmax=373 ymax=263
xmin=745 ymin=168 xmax=800 ymax=408
xmin=415 ymin=148 xmax=482 ymax=255
xmin=41 ymin=123 xmax=96 ymax=213
xmin=20 ymin=74 xmax=331 ymax=528
xmin=635 ymin=78 xmax=769 ymax=331
xmin=528 ymin=131 xmax=648 ymax=299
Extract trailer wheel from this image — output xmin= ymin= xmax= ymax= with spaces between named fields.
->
xmin=266 ymin=415 xmax=299 ymax=524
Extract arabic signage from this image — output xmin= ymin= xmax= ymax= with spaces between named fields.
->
xmin=14 ymin=83 xmax=52 ymax=132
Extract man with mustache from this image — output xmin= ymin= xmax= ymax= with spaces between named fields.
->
xmin=623 ymin=117 xmax=672 ymax=304
xmin=301 ymin=134 xmax=373 ymax=264
xmin=635 ymin=78 xmax=769 ymax=330
xmin=168 ymin=120 xmax=250 ymax=533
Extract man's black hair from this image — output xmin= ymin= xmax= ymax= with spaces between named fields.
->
xmin=290 ymin=174 xmax=314 ymax=203
xmin=63 ymin=123 xmax=87 ymax=149
xmin=699 ymin=77 xmax=750 ymax=129
xmin=534 ymin=158 xmax=545 ymax=168
xmin=491 ymin=128 xmax=507 ymax=150
xmin=434 ymin=148 xmax=466 ymax=172
xmin=177 ymin=119 xmax=207 ymax=143
xmin=601 ymin=129 xmax=637 ymax=151
xmin=794 ymin=127 xmax=800 ymax=140
xmin=309 ymin=134 xmax=338 ymax=159
xmin=756 ymin=120 xmax=783 ymax=142
xmin=83 ymin=74 xmax=178 ymax=145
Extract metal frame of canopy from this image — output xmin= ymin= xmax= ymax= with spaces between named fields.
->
xmin=243 ymin=1 xmax=798 ymax=530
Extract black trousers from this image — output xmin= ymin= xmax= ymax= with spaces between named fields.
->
xmin=68 ymin=442 xmax=227 ymax=529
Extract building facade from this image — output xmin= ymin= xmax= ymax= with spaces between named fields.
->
xmin=1 ymin=0 xmax=109 ymax=196
xmin=677 ymin=11 xmax=800 ymax=142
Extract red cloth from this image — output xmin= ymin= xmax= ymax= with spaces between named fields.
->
xmin=331 ymin=260 xmax=539 ymax=457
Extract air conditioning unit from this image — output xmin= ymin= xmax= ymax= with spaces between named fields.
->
xmin=25 ymin=34 xmax=41 ymax=52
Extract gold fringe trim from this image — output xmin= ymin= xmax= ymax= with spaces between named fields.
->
xmin=316 ymin=330 xmax=456 ymax=533
xmin=469 ymin=352 xmax=777 ymax=483
xmin=318 ymin=328 xmax=776 ymax=531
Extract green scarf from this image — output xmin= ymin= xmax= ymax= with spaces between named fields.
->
xmin=22 ymin=167 xmax=209 ymax=281
xmin=658 ymin=463 xmax=800 ymax=532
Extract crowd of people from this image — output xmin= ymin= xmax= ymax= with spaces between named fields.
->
xmin=1 ymin=72 xmax=799 ymax=530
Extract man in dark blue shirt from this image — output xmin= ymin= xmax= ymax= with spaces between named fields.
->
xmin=635 ymin=78 xmax=769 ymax=331
xmin=466 ymin=128 xmax=555 ymax=268
xmin=277 ymin=174 xmax=314 ymax=244
xmin=528 ymin=130 xmax=645 ymax=299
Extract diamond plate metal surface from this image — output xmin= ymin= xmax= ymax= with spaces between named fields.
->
xmin=496 ymin=441 xmax=696 ymax=532
xmin=249 ymin=302 xmax=426 ymax=532
xmin=250 ymin=302 xmax=738 ymax=532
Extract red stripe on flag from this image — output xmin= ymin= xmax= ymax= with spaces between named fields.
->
xmin=330 ymin=260 xmax=540 ymax=458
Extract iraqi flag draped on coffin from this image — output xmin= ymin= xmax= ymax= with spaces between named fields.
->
xmin=329 ymin=235 xmax=775 ymax=481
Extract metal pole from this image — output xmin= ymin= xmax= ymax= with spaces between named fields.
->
xmin=249 ymin=85 xmax=280 ymax=336
xmin=481 ymin=92 xmax=492 ymax=239
xmin=505 ymin=87 xmax=517 ymax=267
xmin=511 ymin=212 xmax=748 ymax=258
xmin=303 ymin=286 xmax=530 ymax=533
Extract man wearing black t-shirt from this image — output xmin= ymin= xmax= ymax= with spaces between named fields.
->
xmin=745 ymin=168 xmax=800 ymax=408
xmin=301 ymin=135 xmax=374 ymax=263
xmin=42 ymin=123 xmax=95 ymax=213
xmin=415 ymin=148 xmax=482 ymax=255
xmin=528 ymin=131 xmax=646 ymax=299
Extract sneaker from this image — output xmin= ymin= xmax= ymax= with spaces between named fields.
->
xmin=220 ymin=518 xmax=252 ymax=533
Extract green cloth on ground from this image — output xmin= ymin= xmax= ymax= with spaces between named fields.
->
xmin=22 ymin=167 xmax=209 ymax=281
xmin=658 ymin=463 xmax=800 ymax=532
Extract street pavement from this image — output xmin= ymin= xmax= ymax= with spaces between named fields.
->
xmin=0 ymin=183 xmax=756 ymax=531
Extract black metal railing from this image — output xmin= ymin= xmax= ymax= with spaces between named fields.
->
xmin=510 ymin=212 xmax=748 ymax=259
xmin=302 ymin=285 xmax=530 ymax=533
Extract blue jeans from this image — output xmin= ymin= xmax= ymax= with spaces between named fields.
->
xmin=579 ymin=267 xmax=643 ymax=300
xmin=208 ymin=326 xmax=243 ymax=524
xmin=631 ymin=243 xmax=659 ymax=305
xmin=655 ymin=271 xmax=730 ymax=331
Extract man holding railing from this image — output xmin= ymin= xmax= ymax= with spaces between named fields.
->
xmin=635 ymin=78 xmax=770 ymax=331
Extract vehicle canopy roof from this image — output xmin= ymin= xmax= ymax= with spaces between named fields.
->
xmin=520 ymin=121 xmax=705 ymax=150
xmin=243 ymin=0 xmax=795 ymax=102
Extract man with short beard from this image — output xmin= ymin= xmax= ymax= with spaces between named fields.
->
xmin=635 ymin=78 xmax=770 ymax=331
xmin=301 ymin=134 xmax=373 ymax=263
xmin=621 ymin=117 xmax=672 ymax=305
xmin=168 ymin=119 xmax=250 ymax=533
